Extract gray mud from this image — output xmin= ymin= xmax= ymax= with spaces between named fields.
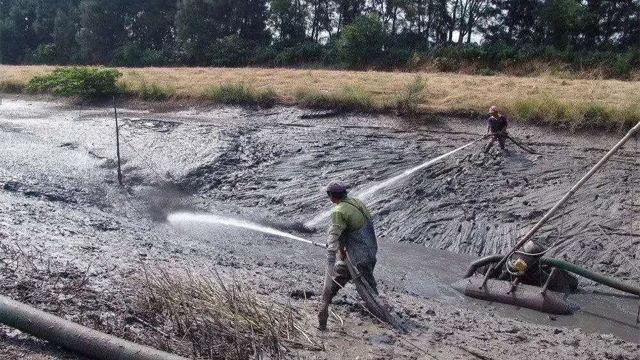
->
xmin=1 ymin=96 xmax=640 ymax=358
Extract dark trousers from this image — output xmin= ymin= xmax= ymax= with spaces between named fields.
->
xmin=321 ymin=262 xmax=378 ymax=305
xmin=484 ymin=134 xmax=506 ymax=153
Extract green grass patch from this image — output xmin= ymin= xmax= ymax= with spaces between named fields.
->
xmin=26 ymin=67 xmax=122 ymax=98
xmin=0 ymin=80 xmax=26 ymax=93
xmin=395 ymin=75 xmax=426 ymax=115
xmin=296 ymin=85 xmax=374 ymax=112
xmin=123 ymin=81 xmax=175 ymax=101
xmin=512 ymin=97 xmax=640 ymax=130
xmin=204 ymin=83 xmax=278 ymax=107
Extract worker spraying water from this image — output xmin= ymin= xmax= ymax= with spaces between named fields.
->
xmin=166 ymin=182 xmax=403 ymax=331
xmin=318 ymin=181 xmax=378 ymax=331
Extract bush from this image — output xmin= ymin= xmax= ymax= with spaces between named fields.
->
xmin=27 ymin=67 xmax=123 ymax=98
xmin=273 ymin=42 xmax=328 ymax=66
xmin=0 ymin=80 xmax=26 ymax=93
xmin=479 ymin=68 xmax=495 ymax=76
xmin=396 ymin=76 xmax=426 ymax=115
xmin=209 ymin=35 xmax=253 ymax=67
xmin=205 ymin=83 xmax=278 ymax=106
xmin=113 ymin=43 xmax=173 ymax=67
xmin=33 ymin=44 xmax=57 ymax=64
xmin=338 ymin=14 xmax=385 ymax=67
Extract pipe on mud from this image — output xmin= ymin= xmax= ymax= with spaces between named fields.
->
xmin=541 ymin=258 xmax=640 ymax=297
xmin=463 ymin=255 xmax=640 ymax=298
xmin=0 ymin=294 xmax=188 ymax=360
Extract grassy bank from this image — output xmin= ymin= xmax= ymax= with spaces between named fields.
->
xmin=2 ymin=65 xmax=640 ymax=129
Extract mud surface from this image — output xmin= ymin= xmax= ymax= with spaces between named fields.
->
xmin=1 ymin=96 xmax=640 ymax=359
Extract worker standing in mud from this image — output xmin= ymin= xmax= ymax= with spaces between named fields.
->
xmin=318 ymin=181 xmax=378 ymax=331
xmin=484 ymin=106 xmax=509 ymax=153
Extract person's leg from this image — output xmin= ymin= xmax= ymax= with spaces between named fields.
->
xmin=318 ymin=264 xmax=350 ymax=330
xmin=498 ymin=135 xmax=506 ymax=150
xmin=484 ymin=137 xmax=496 ymax=153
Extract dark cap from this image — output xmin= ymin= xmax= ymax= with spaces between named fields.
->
xmin=326 ymin=181 xmax=347 ymax=193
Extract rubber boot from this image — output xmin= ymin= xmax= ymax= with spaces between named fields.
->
xmin=318 ymin=304 xmax=329 ymax=331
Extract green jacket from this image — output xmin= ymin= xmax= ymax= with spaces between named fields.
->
xmin=327 ymin=197 xmax=371 ymax=252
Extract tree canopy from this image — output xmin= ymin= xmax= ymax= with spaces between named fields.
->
xmin=1 ymin=0 xmax=639 ymax=70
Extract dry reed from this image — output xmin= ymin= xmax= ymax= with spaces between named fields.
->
xmin=137 ymin=267 xmax=321 ymax=360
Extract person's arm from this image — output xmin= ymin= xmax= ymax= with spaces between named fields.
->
xmin=496 ymin=116 xmax=508 ymax=135
xmin=327 ymin=211 xmax=347 ymax=270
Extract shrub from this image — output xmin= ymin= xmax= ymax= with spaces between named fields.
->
xmin=209 ymin=35 xmax=253 ymax=67
xmin=479 ymin=68 xmax=495 ymax=76
xmin=32 ymin=43 xmax=57 ymax=64
xmin=273 ymin=42 xmax=327 ymax=66
xmin=396 ymin=75 xmax=426 ymax=115
xmin=205 ymin=83 xmax=278 ymax=106
xmin=338 ymin=14 xmax=385 ymax=67
xmin=0 ymin=80 xmax=26 ymax=93
xmin=27 ymin=67 xmax=123 ymax=98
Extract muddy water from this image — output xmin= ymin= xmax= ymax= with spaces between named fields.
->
xmin=1 ymin=97 xmax=639 ymax=344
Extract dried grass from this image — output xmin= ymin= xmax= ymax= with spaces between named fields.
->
xmin=2 ymin=65 xmax=640 ymax=128
xmin=136 ymin=267 xmax=321 ymax=360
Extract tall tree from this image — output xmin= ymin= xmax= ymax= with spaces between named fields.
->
xmin=539 ymin=0 xmax=583 ymax=49
xmin=129 ymin=0 xmax=176 ymax=50
xmin=76 ymin=0 xmax=130 ymax=63
xmin=308 ymin=0 xmax=333 ymax=41
xmin=175 ymin=0 xmax=213 ymax=63
xmin=52 ymin=3 xmax=81 ymax=63
xmin=271 ymin=0 xmax=308 ymax=44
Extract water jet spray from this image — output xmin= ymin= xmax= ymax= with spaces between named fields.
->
xmin=167 ymin=212 xmax=327 ymax=248
xmin=304 ymin=137 xmax=484 ymax=229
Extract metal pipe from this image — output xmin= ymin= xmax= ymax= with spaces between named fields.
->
xmin=113 ymin=96 xmax=123 ymax=186
xmin=490 ymin=120 xmax=640 ymax=279
xmin=0 ymin=294 xmax=188 ymax=360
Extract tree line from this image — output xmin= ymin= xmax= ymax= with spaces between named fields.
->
xmin=1 ymin=0 xmax=639 ymax=73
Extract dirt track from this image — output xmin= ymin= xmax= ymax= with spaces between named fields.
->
xmin=1 ymin=96 xmax=639 ymax=359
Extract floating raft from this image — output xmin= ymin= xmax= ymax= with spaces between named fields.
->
xmin=451 ymin=277 xmax=576 ymax=315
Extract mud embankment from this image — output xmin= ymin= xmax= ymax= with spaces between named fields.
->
xmin=1 ymin=97 xmax=640 ymax=359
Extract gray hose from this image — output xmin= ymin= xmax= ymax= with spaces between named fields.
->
xmin=0 ymin=294 xmax=188 ymax=360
